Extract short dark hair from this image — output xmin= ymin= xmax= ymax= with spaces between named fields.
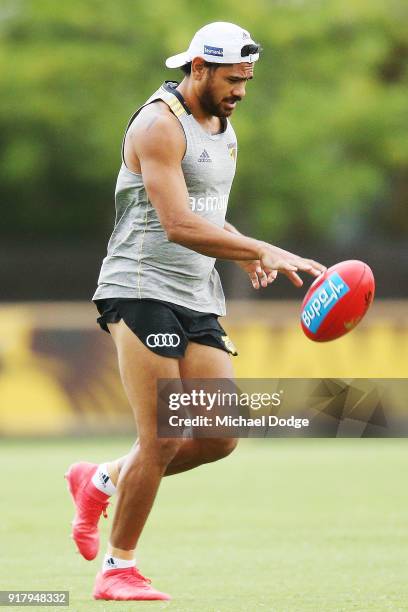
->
xmin=180 ymin=60 xmax=227 ymax=76
xmin=180 ymin=61 xmax=192 ymax=75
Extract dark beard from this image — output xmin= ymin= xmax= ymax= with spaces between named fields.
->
xmin=199 ymin=84 xmax=228 ymax=118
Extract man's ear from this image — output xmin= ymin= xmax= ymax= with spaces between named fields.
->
xmin=191 ymin=57 xmax=207 ymax=81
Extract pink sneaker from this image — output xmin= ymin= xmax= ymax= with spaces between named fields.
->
xmin=93 ymin=567 xmax=171 ymax=601
xmin=65 ymin=462 xmax=109 ymax=560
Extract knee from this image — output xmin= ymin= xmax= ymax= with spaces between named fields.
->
xmin=200 ymin=438 xmax=238 ymax=464
xmin=140 ymin=438 xmax=184 ymax=469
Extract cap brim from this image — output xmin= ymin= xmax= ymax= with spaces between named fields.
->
xmin=165 ymin=52 xmax=189 ymax=68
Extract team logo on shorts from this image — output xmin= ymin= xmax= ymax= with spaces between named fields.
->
xmin=146 ymin=333 xmax=181 ymax=348
xmin=222 ymin=335 xmax=238 ymax=355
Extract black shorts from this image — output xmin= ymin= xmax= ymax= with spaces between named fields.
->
xmin=93 ymin=298 xmax=238 ymax=359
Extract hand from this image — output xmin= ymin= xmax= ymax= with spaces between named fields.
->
xmin=236 ymin=259 xmax=278 ymax=289
xmin=259 ymin=244 xmax=326 ymax=287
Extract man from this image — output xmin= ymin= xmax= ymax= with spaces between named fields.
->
xmin=65 ymin=21 xmax=326 ymax=601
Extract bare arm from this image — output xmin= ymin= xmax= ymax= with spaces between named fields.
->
xmin=223 ymin=220 xmax=279 ymax=289
xmin=130 ymin=110 xmax=325 ymax=286
xmin=133 ymin=115 xmax=262 ymax=260
xmin=224 ymin=220 xmax=240 ymax=235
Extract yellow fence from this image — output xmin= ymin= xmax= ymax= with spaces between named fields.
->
xmin=0 ymin=301 xmax=407 ymax=435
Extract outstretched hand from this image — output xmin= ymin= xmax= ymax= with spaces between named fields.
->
xmin=236 ymin=259 xmax=278 ymax=289
xmin=259 ymin=244 xmax=326 ymax=287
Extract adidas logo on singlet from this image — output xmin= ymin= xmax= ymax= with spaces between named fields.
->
xmin=198 ymin=149 xmax=212 ymax=163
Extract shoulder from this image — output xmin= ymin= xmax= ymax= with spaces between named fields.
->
xmin=226 ymin=119 xmax=237 ymax=138
xmin=131 ymin=100 xmax=176 ymax=129
xmin=127 ymin=101 xmax=185 ymax=161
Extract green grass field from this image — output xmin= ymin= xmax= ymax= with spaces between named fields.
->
xmin=1 ymin=437 xmax=407 ymax=612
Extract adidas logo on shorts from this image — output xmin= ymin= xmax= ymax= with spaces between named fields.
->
xmin=198 ymin=149 xmax=212 ymax=163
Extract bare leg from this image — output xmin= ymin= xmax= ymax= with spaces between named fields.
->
xmin=107 ymin=320 xmax=182 ymax=550
xmin=111 ymin=437 xmax=237 ymax=480
xmin=108 ymin=342 xmax=238 ymax=483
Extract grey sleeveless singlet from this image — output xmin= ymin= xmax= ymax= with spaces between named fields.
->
xmin=92 ymin=81 xmax=238 ymax=316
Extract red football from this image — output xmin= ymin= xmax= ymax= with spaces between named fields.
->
xmin=300 ymin=260 xmax=375 ymax=342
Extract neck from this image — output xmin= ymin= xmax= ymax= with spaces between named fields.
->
xmin=176 ymin=77 xmax=222 ymax=134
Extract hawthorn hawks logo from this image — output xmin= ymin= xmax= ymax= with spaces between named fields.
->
xmin=228 ymin=142 xmax=237 ymax=162
xmin=221 ymin=335 xmax=238 ymax=355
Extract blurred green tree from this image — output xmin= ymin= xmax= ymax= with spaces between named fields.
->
xmin=0 ymin=0 xmax=407 ymax=241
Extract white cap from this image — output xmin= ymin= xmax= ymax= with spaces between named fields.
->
xmin=165 ymin=22 xmax=260 ymax=69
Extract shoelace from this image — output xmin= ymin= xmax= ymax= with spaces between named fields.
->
xmin=78 ymin=492 xmax=109 ymax=523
